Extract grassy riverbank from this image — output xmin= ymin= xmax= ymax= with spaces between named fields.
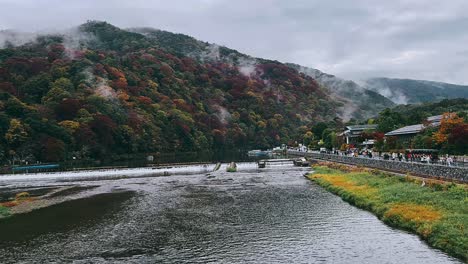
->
xmin=0 ymin=192 xmax=36 ymax=219
xmin=308 ymin=162 xmax=468 ymax=261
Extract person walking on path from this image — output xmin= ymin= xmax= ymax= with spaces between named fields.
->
xmin=447 ymin=156 xmax=453 ymax=167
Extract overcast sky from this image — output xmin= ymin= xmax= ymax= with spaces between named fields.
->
xmin=1 ymin=0 xmax=468 ymax=85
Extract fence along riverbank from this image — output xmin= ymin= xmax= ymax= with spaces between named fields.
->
xmin=288 ymin=150 xmax=468 ymax=183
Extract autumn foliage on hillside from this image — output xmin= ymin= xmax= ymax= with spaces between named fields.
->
xmin=0 ymin=22 xmax=338 ymax=164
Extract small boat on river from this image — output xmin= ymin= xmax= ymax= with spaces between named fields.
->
xmin=293 ymin=157 xmax=311 ymax=167
xmin=248 ymin=150 xmax=273 ymax=157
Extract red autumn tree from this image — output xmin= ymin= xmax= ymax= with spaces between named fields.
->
xmin=433 ymin=113 xmax=464 ymax=144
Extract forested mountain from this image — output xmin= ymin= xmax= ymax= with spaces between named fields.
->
xmin=0 ymin=21 xmax=342 ymax=164
xmin=287 ymin=64 xmax=395 ymax=120
xmin=392 ymin=98 xmax=468 ymax=118
xmin=364 ymin=77 xmax=468 ymax=104
xmin=132 ymin=29 xmax=396 ymax=120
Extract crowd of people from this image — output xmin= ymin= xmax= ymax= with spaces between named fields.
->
xmin=320 ymin=148 xmax=462 ymax=167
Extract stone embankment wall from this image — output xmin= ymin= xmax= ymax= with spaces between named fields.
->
xmin=288 ymin=151 xmax=468 ymax=183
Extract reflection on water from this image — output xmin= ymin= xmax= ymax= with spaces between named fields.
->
xmin=60 ymin=150 xmax=256 ymax=170
xmin=0 ymin=164 xmax=460 ymax=263
xmin=0 ymin=192 xmax=133 ymax=245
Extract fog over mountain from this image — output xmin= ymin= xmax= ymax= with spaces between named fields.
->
xmin=1 ymin=0 xmax=468 ymax=85
xmin=286 ymin=64 xmax=395 ymax=120
xmin=364 ymin=78 xmax=468 ymax=104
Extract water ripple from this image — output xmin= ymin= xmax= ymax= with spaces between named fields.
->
xmin=0 ymin=164 xmax=461 ymax=263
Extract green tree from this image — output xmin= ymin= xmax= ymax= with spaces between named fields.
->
xmin=42 ymin=86 xmax=71 ymax=106
xmin=376 ymin=109 xmax=404 ymax=133
xmin=20 ymin=73 xmax=51 ymax=103
xmin=312 ymin=122 xmax=328 ymax=139
xmin=322 ymin=128 xmax=334 ymax=149
xmin=5 ymin=119 xmax=29 ymax=147
xmin=303 ymin=131 xmax=314 ymax=147
xmin=51 ymin=77 xmax=74 ymax=91
xmin=4 ymin=97 xmax=30 ymax=117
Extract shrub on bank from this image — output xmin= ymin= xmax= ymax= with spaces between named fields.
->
xmin=226 ymin=167 xmax=237 ymax=172
xmin=0 ymin=205 xmax=10 ymax=217
xmin=309 ymin=164 xmax=468 ymax=261
xmin=0 ymin=191 xmax=35 ymax=215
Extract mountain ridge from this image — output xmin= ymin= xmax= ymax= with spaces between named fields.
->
xmin=364 ymin=77 xmax=468 ymax=104
xmin=128 ymin=25 xmax=397 ymax=120
xmin=287 ymin=63 xmax=395 ymax=120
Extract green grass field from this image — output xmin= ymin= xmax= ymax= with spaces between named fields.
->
xmin=309 ymin=164 xmax=468 ymax=261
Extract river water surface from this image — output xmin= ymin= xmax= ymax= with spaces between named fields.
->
xmin=0 ymin=163 xmax=461 ymax=263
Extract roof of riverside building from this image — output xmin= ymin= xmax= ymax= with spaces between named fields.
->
xmin=385 ymin=115 xmax=443 ymax=136
xmin=345 ymin=124 xmax=378 ymax=131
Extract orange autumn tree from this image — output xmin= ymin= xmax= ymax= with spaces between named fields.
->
xmin=433 ymin=112 xmax=464 ymax=144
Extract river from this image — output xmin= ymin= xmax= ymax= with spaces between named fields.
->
xmin=0 ymin=163 xmax=461 ymax=263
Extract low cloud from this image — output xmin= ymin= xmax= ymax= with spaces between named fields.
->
xmin=0 ymin=26 xmax=96 ymax=61
xmin=0 ymin=30 xmax=37 ymax=48
xmin=196 ymin=43 xmax=220 ymax=62
xmin=1 ymin=0 xmax=468 ymax=84
xmin=213 ymin=105 xmax=231 ymax=124
xmin=94 ymin=77 xmax=117 ymax=100
xmin=237 ymin=57 xmax=257 ymax=77
xmin=368 ymin=84 xmax=409 ymax=104
xmin=81 ymin=67 xmax=117 ymax=101
xmin=61 ymin=28 xmax=96 ymax=59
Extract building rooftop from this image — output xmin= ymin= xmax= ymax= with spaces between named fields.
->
xmin=385 ymin=124 xmax=424 ymax=136
xmin=427 ymin=115 xmax=442 ymax=122
xmin=384 ymin=114 xmax=445 ymax=137
xmin=385 ymin=123 xmax=440 ymax=136
xmin=345 ymin=124 xmax=378 ymax=131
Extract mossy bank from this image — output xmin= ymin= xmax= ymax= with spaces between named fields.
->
xmin=308 ymin=162 xmax=468 ymax=262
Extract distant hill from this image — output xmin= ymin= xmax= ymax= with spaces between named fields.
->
xmin=287 ymin=64 xmax=395 ymax=120
xmin=392 ymin=98 xmax=468 ymax=121
xmin=364 ymin=77 xmax=468 ymax=104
